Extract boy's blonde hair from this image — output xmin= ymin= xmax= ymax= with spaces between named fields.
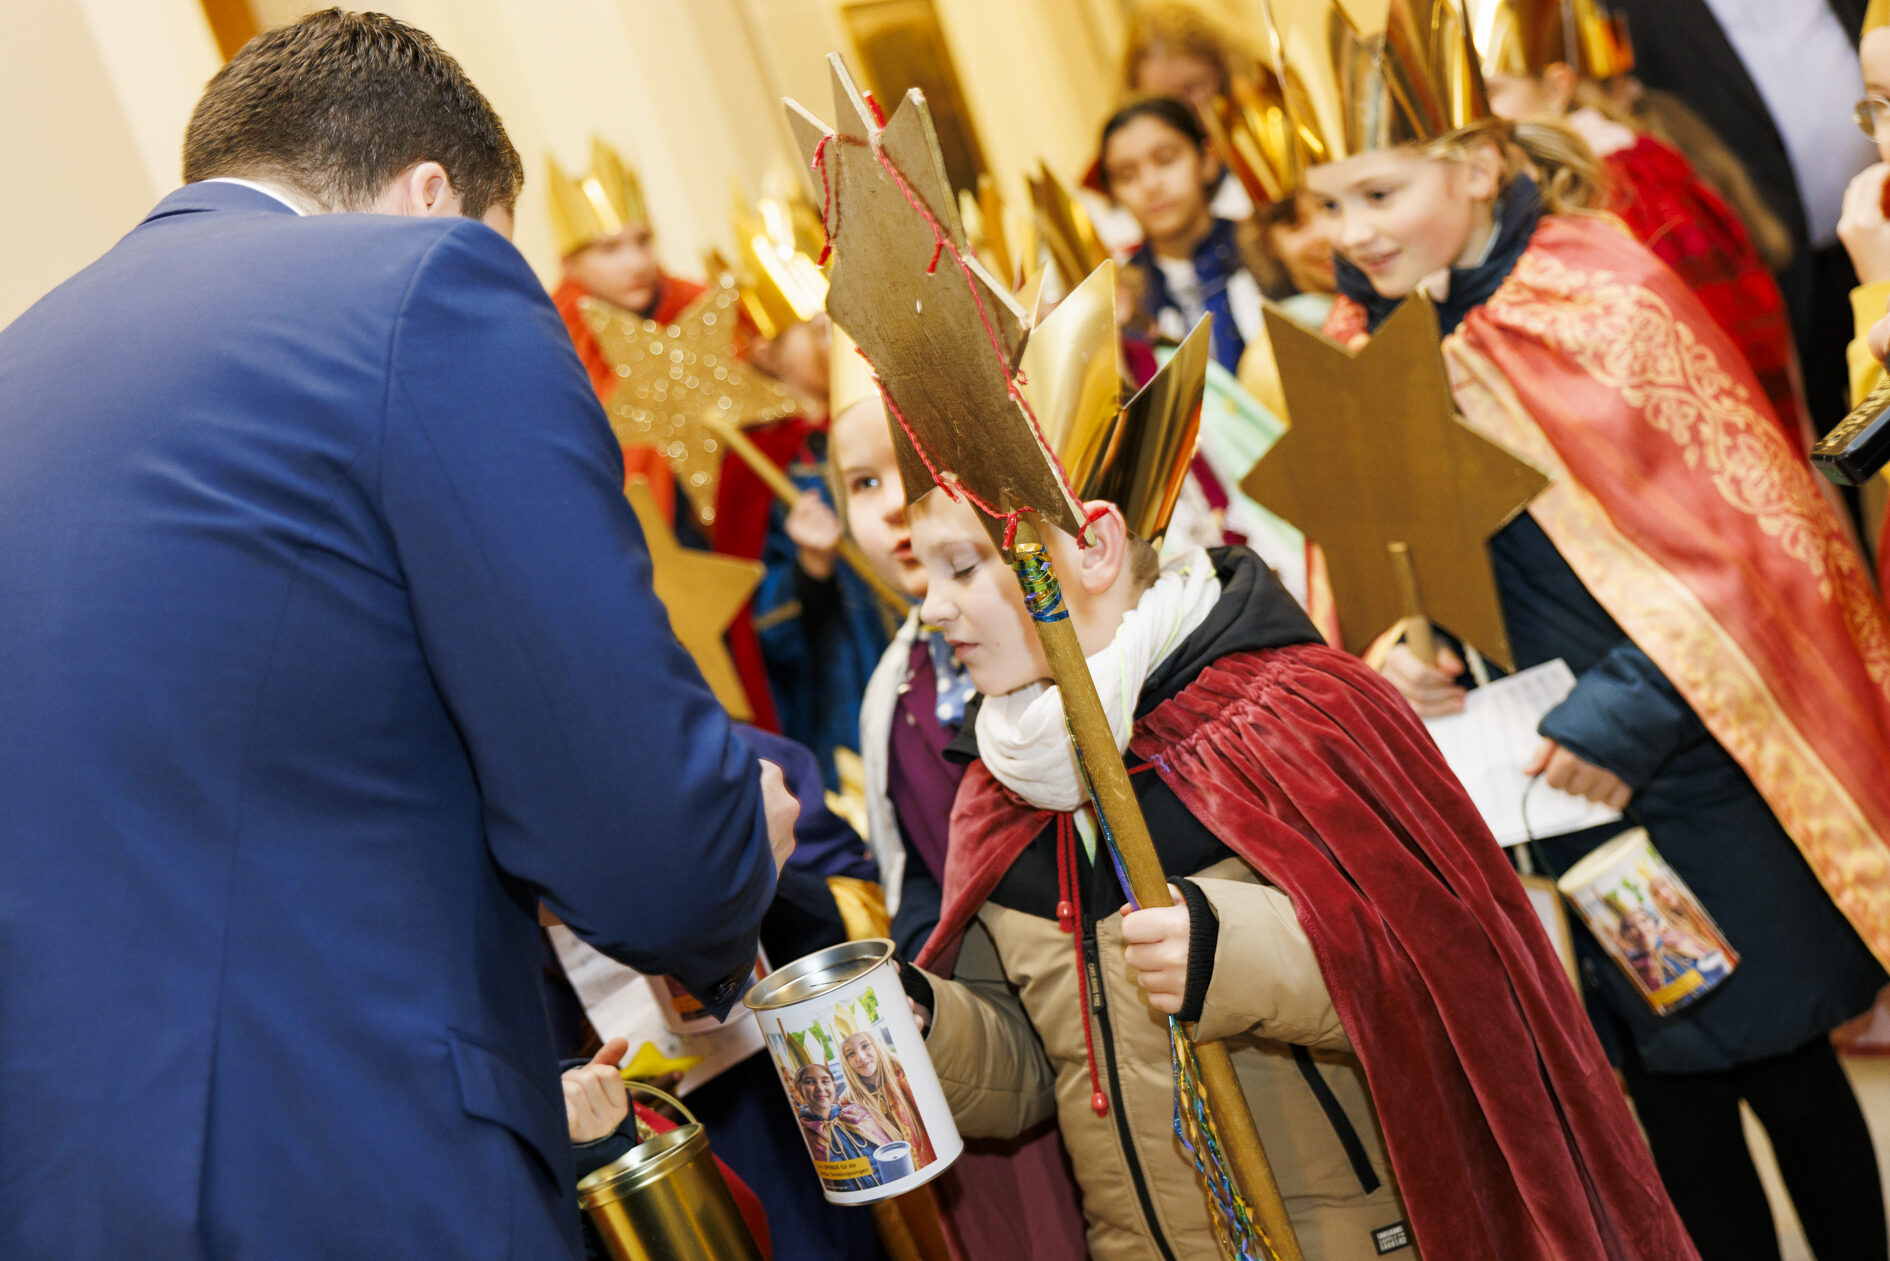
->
xmin=1424 ymin=117 xmax=1605 ymax=215
xmin=908 ymin=494 xmax=1165 ymax=593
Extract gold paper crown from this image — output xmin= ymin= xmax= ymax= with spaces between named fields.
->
xmin=1468 ymin=0 xmax=1634 ymax=82
xmin=776 ymin=1020 xmax=820 ymax=1073
xmin=832 ymin=1005 xmax=862 ymax=1039
xmin=1868 ymin=0 xmax=1890 ymax=35
xmin=1027 ymin=162 xmax=1112 ymax=292
xmin=1021 ymin=261 xmax=1213 ymax=542
xmin=1202 ymin=69 xmax=1304 ymax=206
xmin=1262 ymin=0 xmax=1490 ymax=164
xmin=731 ymin=185 xmax=831 ymax=341
xmin=547 ymin=137 xmax=650 ymax=258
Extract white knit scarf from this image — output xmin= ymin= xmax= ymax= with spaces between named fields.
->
xmin=975 ymin=548 xmax=1222 ymax=811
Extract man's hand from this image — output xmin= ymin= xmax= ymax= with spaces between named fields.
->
xmin=1841 ymin=164 xmax=1890 ymax=285
xmin=784 ymin=492 xmax=843 ymax=581
xmin=1120 ymin=885 xmax=1192 ymax=1016
xmin=1523 ymin=738 xmax=1631 ymax=811
xmin=758 ymin=759 xmax=799 ymax=875
xmin=1381 ymin=642 xmax=1467 ymax=717
xmin=563 ymin=1037 xmax=630 ymax=1144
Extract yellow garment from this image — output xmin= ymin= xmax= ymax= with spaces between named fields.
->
xmin=1847 ymin=280 xmax=1890 ymax=407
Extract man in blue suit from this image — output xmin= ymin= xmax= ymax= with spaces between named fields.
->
xmin=0 ymin=12 xmax=797 ymax=1259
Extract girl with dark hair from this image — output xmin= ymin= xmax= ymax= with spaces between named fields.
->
xmin=1100 ymin=96 xmax=1270 ymax=374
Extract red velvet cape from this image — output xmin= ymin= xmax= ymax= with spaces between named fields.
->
xmin=920 ymin=645 xmax=1696 ymax=1261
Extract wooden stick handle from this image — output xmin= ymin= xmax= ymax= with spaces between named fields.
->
xmin=1388 ymin=541 xmax=1435 ymax=665
xmin=699 ymin=413 xmax=911 ymax=614
xmin=1008 ymin=518 xmax=1304 ymax=1261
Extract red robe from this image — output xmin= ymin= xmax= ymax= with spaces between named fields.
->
xmin=552 ymin=271 xmax=783 ymax=730
xmin=921 ymin=646 xmax=1697 ymax=1261
xmin=1603 ymin=135 xmax=1813 ymax=451
xmin=1328 ymin=212 xmax=1890 ymax=966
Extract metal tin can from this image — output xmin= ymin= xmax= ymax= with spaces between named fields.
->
xmin=744 ymin=938 xmax=962 ymax=1204
xmin=576 ymin=1082 xmax=763 ymax=1261
xmin=1558 ymin=827 xmax=1739 ymax=1016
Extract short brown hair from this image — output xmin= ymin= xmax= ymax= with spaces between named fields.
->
xmin=182 ymin=9 xmax=524 ymax=219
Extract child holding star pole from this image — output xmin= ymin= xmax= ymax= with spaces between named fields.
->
xmin=1253 ymin=0 xmax=1890 ymax=1255
xmin=788 ymin=52 xmax=1696 ymax=1261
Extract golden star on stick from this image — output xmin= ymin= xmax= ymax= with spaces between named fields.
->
xmin=582 ymin=278 xmax=800 ymax=529
xmin=785 ymin=54 xmax=1087 ymax=547
xmin=624 ymin=478 xmax=764 ymax=721
xmin=1240 ymin=296 xmax=1548 ymax=670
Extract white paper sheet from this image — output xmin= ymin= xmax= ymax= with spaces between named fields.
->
xmin=547 ymin=926 xmax=762 ymax=1095
xmin=1423 ymin=659 xmax=1623 ymax=847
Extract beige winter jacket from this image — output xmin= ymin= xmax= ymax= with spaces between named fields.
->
xmin=919 ymin=857 xmax=1415 ymax=1261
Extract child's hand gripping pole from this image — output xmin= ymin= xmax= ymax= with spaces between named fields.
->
xmin=696 ymin=412 xmax=912 ymax=615
xmin=1008 ymin=517 xmax=1306 ymax=1261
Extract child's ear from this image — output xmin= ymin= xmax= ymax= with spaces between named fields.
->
xmin=1074 ymin=502 xmax=1130 ymax=596
xmin=1542 ymin=62 xmax=1579 ymax=113
xmin=1462 ymin=137 xmax=1505 ymax=203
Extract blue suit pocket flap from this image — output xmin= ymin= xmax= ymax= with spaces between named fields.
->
xmin=449 ymin=1030 xmax=571 ymax=1188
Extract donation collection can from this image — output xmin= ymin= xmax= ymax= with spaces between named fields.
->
xmin=1557 ymin=827 xmax=1739 ymax=1016
xmin=744 ymin=938 xmax=962 ymax=1204
xmin=576 ymin=1082 xmax=762 ymax=1261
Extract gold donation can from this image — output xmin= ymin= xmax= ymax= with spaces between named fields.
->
xmin=576 ymin=1083 xmax=762 ymax=1261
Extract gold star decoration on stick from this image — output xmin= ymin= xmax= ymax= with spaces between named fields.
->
xmin=582 ymin=278 xmax=801 ymax=529
xmin=1240 ymin=296 xmax=1548 ymax=670
xmin=785 ymin=54 xmax=1087 ymax=548
xmin=624 ymin=478 xmax=764 ymax=721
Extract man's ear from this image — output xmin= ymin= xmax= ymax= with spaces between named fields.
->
xmin=373 ymin=160 xmax=461 ymax=219
xmin=1073 ymin=502 xmax=1129 ymax=597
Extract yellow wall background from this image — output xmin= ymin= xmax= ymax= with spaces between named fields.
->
xmin=0 ymin=0 xmax=1139 ymax=328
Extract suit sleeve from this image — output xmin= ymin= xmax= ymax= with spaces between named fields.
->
xmin=376 ymin=221 xmax=774 ymax=1011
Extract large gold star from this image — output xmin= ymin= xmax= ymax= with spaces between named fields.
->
xmin=582 ymin=278 xmax=800 ymax=530
xmin=1241 ymin=296 xmax=1548 ymax=670
xmin=624 ymin=478 xmax=764 ymax=721
xmin=785 ymin=55 xmax=1087 ymax=547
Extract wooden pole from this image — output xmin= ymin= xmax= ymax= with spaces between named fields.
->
xmin=698 ymin=413 xmax=912 ymax=615
xmin=1387 ymin=541 xmax=1435 ymax=666
xmin=1008 ymin=518 xmax=1305 ymax=1261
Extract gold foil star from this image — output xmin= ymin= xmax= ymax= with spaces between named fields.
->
xmin=1240 ymin=296 xmax=1547 ymax=670
xmin=625 ymin=478 xmax=764 ymax=720
xmin=785 ymin=55 xmax=1086 ymax=547
xmin=582 ymin=278 xmax=800 ymax=529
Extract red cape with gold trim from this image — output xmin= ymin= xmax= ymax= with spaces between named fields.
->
xmin=1329 ymin=214 xmax=1890 ymax=969
xmin=919 ymin=646 xmax=1697 ymax=1261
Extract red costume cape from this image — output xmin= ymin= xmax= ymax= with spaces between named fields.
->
xmin=1603 ymin=136 xmax=1812 ymax=451
xmin=1334 ymin=214 xmax=1890 ymax=968
xmin=920 ymin=646 xmax=1695 ymax=1260
xmin=552 ymin=272 xmax=782 ymax=730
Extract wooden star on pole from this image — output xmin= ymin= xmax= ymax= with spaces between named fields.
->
xmin=582 ymin=278 xmax=800 ymax=530
xmin=624 ymin=478 xmax=764 ymax=721
xmin=784 ymin=54 xmax=1086 ymax=548
xmin=1240 ymin=296 xmax=1548 ymax=670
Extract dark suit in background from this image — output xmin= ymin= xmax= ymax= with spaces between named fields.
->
xmin=1615 ymin=0 xmax=1871 ymax=437
xmin=0 ymin=182 xmax=777 ymax=1259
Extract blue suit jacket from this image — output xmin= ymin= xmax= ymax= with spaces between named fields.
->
xmin=0 ymin=183 xmax=777 ymax=1259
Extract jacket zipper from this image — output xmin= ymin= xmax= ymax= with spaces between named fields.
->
xmin=1083 ymin=915 xmax=1179 ymax=1261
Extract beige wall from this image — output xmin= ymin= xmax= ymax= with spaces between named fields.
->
xmin=1 ymin=0 xmax=1124 ymax=324
xmin=0 ymin=0 xmax=219 ymax=327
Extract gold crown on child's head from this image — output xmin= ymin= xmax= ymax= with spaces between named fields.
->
xmin=547 ymin=137 xmax=650 ymax=257
xmin=1260 ymin=0 xmax=1489 ymax=164
xmin=1467 ymin=0 xmax=1634 ymax=82
xmin=731 ymin=183 xmax=830 ymax=341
